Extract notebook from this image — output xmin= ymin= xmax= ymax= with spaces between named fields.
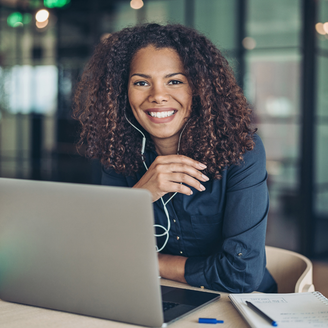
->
xmin=0 ymin=178 xmax=220 ymax=327
xmin=229 ymin=291 xmax=328 ymax=328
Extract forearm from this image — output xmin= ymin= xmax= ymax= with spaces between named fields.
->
xmin=158 ymin=253 xmax=188 ymax=284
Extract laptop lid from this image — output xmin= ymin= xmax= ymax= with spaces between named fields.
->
xmin=0 ymin=178 xmax=164 ymax=327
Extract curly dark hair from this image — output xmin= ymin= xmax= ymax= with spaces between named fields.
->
xmin=73 ymin=23 xmax=255 ymax=179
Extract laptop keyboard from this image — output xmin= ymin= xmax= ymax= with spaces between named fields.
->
xmin=162 ymin=301 xmax=179 ymax=312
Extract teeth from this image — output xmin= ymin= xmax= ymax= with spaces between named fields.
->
xmin=149 ymin=111 xmax=175 ymax=118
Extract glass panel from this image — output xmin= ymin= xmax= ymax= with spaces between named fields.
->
xmin=0 ymin=67 xmax=10 ymax=111
xmin=314 ymin=216 xmax=328 ymax=255
xmin=247 ymin=0 xmax=301 ymax=48
xmin=245 ymin=51 xmax=301 ymax=118
xmin=111 ymin=2 xmax=138 ymax=32
xmin=0 ymin=113 xmax=32 ymax=178
xmin=245 ymin=49 xmax=301 ymax=251
xmin=18 ymin=114 xmax=31 ymax=155
xmin=317 ymin=0 xmax=328 ymax=51
xmin=0 ymin=8 xmax=17 ymax=65
xmin=43 ymin=115 xmax=56 ymax=153
xmin=315 ymin=4 xmax=328 ymax=219
xmin=145 ymin=0 xmax=185 ymax=25
xmin=315 ymin=123 xmax=328 ymax=184
xmin=316 ymin=191 xmax=328 ymax=216
xmin=195 ymin=0 xmax=238 ymax=50
xmin=1 ymin=65 xmax=57 ymax=115
xmin=105 ymin=0 xmax=185 ymax=33
xmin=257 ymin=123 xmax=300 ymax=186
xmin=317 ymin=56 xmax=328 ymax=117
xmin=0 ymin=160 xmax=18 ymax=178
xmin=0 ymin=113 xmax=18 ymax=156
xmin=245 ymin=52 xmax=301 ymax=188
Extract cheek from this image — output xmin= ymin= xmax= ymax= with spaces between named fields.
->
xmin=181 ymin=92 xmax=193 ymax=112
xmin=172 ymin=89 xmax=192 ymax=107
xmin=128 ymin=93 xmax=143 ymax=122
xmin=127 ymin=89 xmax=135 ymax=107
xmin=128 ymin=90 xmax=144 ymax=110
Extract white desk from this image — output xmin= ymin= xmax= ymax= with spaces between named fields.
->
xmin=0 ymin=279 xmax=248 ymax=328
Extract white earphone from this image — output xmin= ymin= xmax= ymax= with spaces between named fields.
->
xmin=124 ymin=113 xmax=175 ymax=252
xmin=124 ymin=113 xmax=190 ymax=252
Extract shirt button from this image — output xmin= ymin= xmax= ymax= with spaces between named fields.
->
xmin=180 ymin=251 xmax=183 ymax=254
xmin=173 ymin=219 xmax=176 ymax=223
xmin=177 ymin=236 xmax=180 ymax=240
xmin=200 ymin=286 xmax=205 ymax=289
xmin=237 ymin=253 xmax=242 ymax=256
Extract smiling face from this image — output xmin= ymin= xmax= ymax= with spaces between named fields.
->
xmin=128 ymin=45 xmax=192 ymax=154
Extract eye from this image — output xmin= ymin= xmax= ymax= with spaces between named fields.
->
xmin=134 ymin=80 xmax=149 ymax=86
xmin=168 ymin=80 xmax=183 ymax=85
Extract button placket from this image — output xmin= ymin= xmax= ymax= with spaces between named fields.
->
xmin=166 ymin=195 xmax=184 ymax=256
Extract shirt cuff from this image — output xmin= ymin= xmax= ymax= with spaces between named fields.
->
xmin=184 ymin=256 xmax=210 ymax=290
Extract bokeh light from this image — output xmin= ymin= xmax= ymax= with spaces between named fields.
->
xmin=323 ymin=22 xmax=328 ymax=34
xmin=36 ymin=9 xmax=49 ymax=23
xmin=36 ymin=19 xmax=49 ymax=29
xmin=44 ymin=0 xmax=70 ymax=8
xmin=7 ymin=12 xmax=23 ymax=27
xmin=130 ymin=0 xmax=144 ymax=10
xmin=22 ymin=13 xmax=32 ymax=25
xmin=315 ymin=22 xmax=326 ymax=35
xmin=242 ymin=37 xmax=257 ymax=50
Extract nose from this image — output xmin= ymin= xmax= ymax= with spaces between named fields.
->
xmin=148 ymin=83 xmax=170 ymax=103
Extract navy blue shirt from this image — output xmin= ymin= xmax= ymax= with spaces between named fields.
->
xmin=101 ymin=134 xmax=277 ymax=293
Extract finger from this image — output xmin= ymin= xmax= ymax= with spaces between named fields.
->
xmin=168 ymin=173 xmax=206 ymax=193
xmin=154 ymin=155 xmax=207 ymax=170
xmin=166 ymin=181 xmax=195 ymax=196
xmin=166 ymin=163 xmax=209 ymax=182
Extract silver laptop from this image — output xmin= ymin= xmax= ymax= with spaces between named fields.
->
xmin=0 ymin=178 xmax=220 ymax=327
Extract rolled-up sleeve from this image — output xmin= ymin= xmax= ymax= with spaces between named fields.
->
xmin=185 ymin=135 xmax=270 ymax=293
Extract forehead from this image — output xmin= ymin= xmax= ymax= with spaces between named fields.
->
xmin=129 ymin=45 xmax=185 ymax=74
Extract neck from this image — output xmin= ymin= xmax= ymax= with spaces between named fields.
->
xmin=151 ymin=119 xmax=190 ymax=156
xmin=152 ymin=136 xmax=179 ymax=156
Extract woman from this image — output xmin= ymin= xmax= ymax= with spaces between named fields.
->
xmin=73 ymin=23 xmax=277 ymax=293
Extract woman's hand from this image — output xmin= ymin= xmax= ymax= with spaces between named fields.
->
xmin=132 ymin=155 xmax=209 ymax=202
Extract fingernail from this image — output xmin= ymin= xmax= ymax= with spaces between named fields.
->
xmin=202 ymin=174 xmax=209 ymax=181
xmin=200 ymin=184 xmax=206 ymax=191
xmin=190 ymin=190 xmax=193 ymax=195
xmin=198 ymin=163 xmax=207 ymax=169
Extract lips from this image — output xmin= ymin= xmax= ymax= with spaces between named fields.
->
xmin=145 ymin=108 xmax=177 ymax=123
xmin=148 ymin=110 xmax=175 ymax=118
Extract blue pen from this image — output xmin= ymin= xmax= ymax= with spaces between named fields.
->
xmin=246 ymin=301 xmax=278 ymax=327
xmin=198 ymin=318 xmax=224 ymax=324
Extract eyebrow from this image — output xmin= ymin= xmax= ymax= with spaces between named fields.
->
xmin=130 ymin=72 xmax=187 ymax=79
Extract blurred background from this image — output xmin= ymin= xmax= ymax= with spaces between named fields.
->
xmin=0 ymin=0 xmax=327 ymax=266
